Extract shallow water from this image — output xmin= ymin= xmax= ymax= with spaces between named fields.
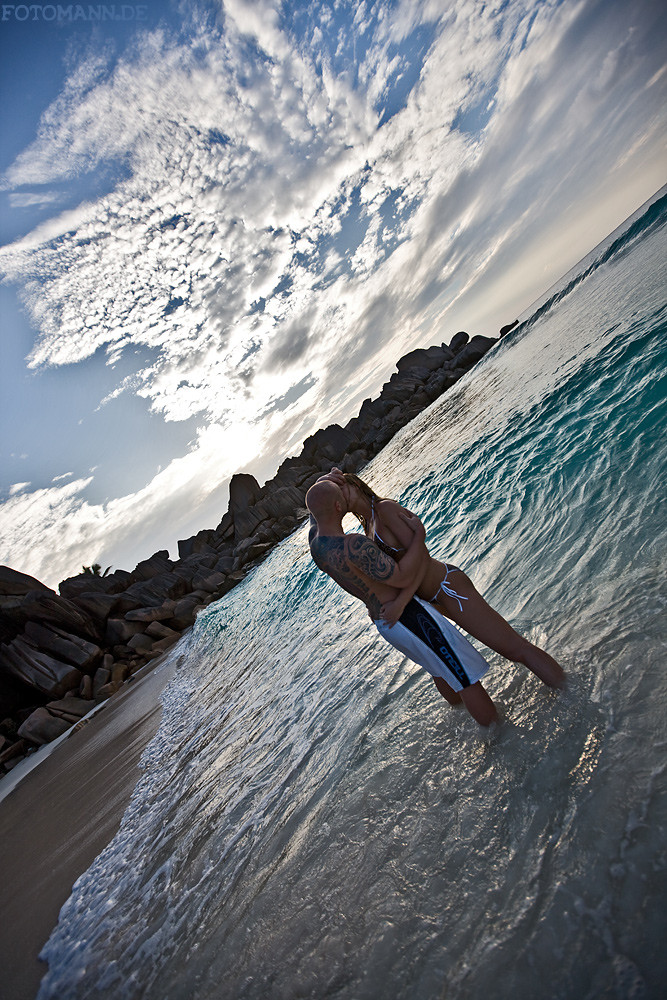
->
xmin=37 ymin=193 xmax=667 ymax=999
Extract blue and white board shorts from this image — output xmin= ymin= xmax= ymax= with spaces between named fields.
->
xmin=374 ymin=597 xmax=489 ymax=691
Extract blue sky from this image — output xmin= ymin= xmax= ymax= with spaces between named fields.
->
xmin=1 ymin=0 xmax=665 ymax=588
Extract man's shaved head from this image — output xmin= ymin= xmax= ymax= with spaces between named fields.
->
xmin=306 ymin=480 xmax=346 ymax=519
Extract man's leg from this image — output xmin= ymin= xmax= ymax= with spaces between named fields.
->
xmin=376 ymin=603 xmax=499 ymax=726
xmin=432 ymin=676 xmax=462 ymax=706
xmin=432 ymin=570 xmax=566 ymax=688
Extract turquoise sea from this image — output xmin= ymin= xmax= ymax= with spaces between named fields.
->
xmin=37 ymin=189 xmax=667 ymax=999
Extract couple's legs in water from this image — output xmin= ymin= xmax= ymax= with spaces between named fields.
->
xmin=428 ymin=568 xmax=566 ymax=726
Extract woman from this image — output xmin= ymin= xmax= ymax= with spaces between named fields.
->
xmin=323 ymin=468 xmax=566 ymax=719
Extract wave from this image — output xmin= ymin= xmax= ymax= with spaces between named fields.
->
xmin=514 ymin=187 xmax=667 ymax=336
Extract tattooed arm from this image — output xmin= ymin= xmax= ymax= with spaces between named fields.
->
xmin=310 ymin=534 xmax=389 ymax=619
xmin=346 ymin=512 xmax=427 ymax=590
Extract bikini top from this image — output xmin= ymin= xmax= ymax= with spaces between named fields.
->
xmin=370 ymin=497 xmax=406 ymax=557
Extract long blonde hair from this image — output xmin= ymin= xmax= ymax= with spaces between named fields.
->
xmin=343 ymin=473 xmax=387 ymax=534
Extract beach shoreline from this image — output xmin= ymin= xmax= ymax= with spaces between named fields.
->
xmin=0 ymin=652 xmax=177 ymax=1000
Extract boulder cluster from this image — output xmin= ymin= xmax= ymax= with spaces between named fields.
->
xmin=0 ymin=331 xmax=498 ymax=777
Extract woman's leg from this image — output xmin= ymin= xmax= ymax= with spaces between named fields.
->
xmin=460 ymin=681 xmax=499 ymax=725
xmin=431 ymin=569 xmax=566 ymax=688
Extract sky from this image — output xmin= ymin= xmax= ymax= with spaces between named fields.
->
xmin=0 ymin=0 xmax=665 ymax=590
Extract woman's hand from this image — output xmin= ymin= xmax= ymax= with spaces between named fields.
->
xmin=380 ymin=596 xmax=407 ymax=627
xmin=316 ymin=467 xmax=346 ymax=487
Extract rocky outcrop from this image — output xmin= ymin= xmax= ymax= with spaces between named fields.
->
xmin=499 ymin=320 xmax=518 ymax=337
xmin=0 ymin=327 xmax=499 ymax=776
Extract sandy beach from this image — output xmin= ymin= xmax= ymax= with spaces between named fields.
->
xmin=0 ymin=654 xmax=177 ymax=1000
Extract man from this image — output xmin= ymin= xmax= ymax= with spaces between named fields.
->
xmin=306 ymin=479 xmax=498 ymax=725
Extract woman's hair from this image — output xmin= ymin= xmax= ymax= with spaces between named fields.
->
xmin=343 ymin=473 xmax=386 ymax=534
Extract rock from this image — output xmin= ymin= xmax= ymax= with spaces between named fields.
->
xmin=499 ymin=320 xmax=519 ymax=337
xmin=0 ymin=566 xmax=54 ymax=597
xmin=271 ymin=458 xmax=317 ymax=489
xmin=105 ymin=618 xmax=146 ymax=646
xmin=215 ymin=555 xmax=235 ymax=574
xmin=70 ymin=592 xmax=122 ymax=623
xmin=95 ymin=682 xmax=121 ymax=702
xmin=0 ymin=738 xmax=26 ymax=768
xmin=1 ymin=637 xmax=82 ymax=699
xmin=45 ymin=697 xmax=95 ymax=722
xmin=213 ymin=510 xmax=234 ymax=540
xmin=58 ymin=574 xmax=118 ymax=600
xmin=234 ymin=536 xmax=259 ymax=557
xmin=233 ymin=506 xmax=267 ymax=542
xmin=228 ymin=473 xmax=262 ymax=514
xmin=184 ymin=553 xmax=219 ymax=570
xmin=92 ymin=666 xmax=111 ymax=697
xmin=150 ymin=635 xmax=180 ymax=655
xmin=189 ymin=530 xmax=218 ymax=555
xmin=341 ymin=449 xmax=368 ymax=473
xmin=23 ymin=621 xmax=101 ymax=671
xmin=111 ymin=662 xmax=131 ymax=684
xmin=79 ymin=674 xmax=93 ymax=699
xmin=18 ymin=707 xmax=71 ymax=745
xmin=252 ymin=485 xmax=306 ymax=524
xmin=171 ymin=594 xmax=201 ymax=616
xmin=191 ymin=571 xmax=228 ymax=594
xmin=111 ymin=644 xmax=134 ymax=659
xmin=2 ymin=590 xmax=101 ymax=642
xmin=145 ymin=622 xmax=181 ymax=641
xmin=237 ymin=542 xmax=273 ymax=567
xmin=453 ymin=334 xmax=497 ymax=367
xmin=127 ymin=633 xmax=154 ymax=654
xmin=0 ymin=717 xmax=18 ymax=740
xmin=449 ymin=331 xmax=469 ymax=353
xmin=124 ymin=601 xmax=177 ymax=623
xmin=168 ymin=595 xmax=201 ymax=630
xmin=131 ymin=550 xmax=173 ymax=581
xmin=122 ymin=572 xmax=187 ymax=607
xmin=0 ymin=660 xmax=41 ymax=719
xmin=301 ymin=424 xmax=355 ymax=463
xmin=396 ymin=344 xmax=454 ymax=372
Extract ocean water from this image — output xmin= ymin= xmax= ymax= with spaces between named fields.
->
xmin=37 ymin=191 xmax=667 ymax=1000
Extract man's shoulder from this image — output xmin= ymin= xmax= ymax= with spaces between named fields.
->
xmin=309 ymin=530 xmax=345 ymax=567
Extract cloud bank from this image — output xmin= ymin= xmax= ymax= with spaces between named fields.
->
xmin=1 ymin=0 xmax=665 ymax=587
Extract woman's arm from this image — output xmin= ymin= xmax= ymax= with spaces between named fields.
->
xmin=315 ymin=467 xmax=346 ymax=488
xmin=375 ymin=499 xmax=427 ymax=549
xmin=375 ymin=503 xmax=430 ymax=625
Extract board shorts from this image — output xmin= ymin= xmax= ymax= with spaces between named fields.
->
xmin=374 ymin=597 xmax=489 ymax=692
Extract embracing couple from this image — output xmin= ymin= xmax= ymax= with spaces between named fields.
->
xmin=306 ymin=468 xmax=566 ymax=726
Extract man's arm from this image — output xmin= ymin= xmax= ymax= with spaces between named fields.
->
xmin=346 ymin=515 xmax=426 ymax=589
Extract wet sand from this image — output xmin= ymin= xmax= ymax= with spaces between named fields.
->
xmin=0 ymin=655 xmax=177 ymax=1000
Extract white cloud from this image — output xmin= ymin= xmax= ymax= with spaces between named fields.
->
xmin=0 ymin=422 xmax=264 ymax=589
xmin=1 ymin=0 xmax=665 ymax=583
xmin=8 ymin=482 xmax=31 ymax=496
xmin=8 ymin=191 xmax=61 ymax=209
